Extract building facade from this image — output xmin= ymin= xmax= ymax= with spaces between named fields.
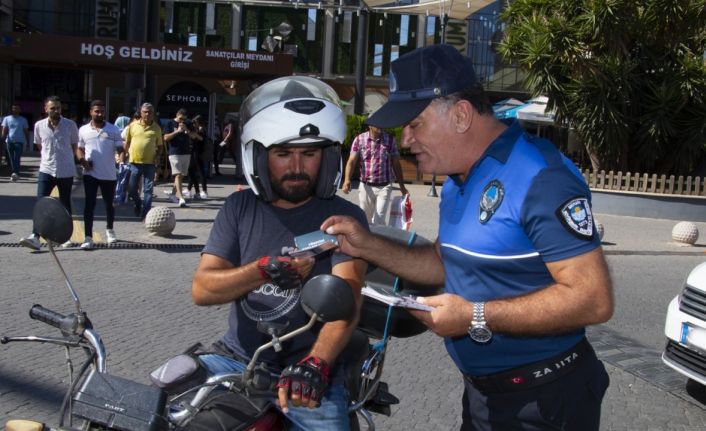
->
xmin=0 ymin=0 xmax=523 ymax=135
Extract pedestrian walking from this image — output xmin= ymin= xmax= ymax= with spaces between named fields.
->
xmin=1 ymin=102 xmax=30 ymax=182
xmin=186 ymin=114 xmax=209 ymax=199
xmin=20 ymin=95 xmax=79 ymax=250
xmin=124 ymin=102 xmax=163 ymax=219
xmin=163 ymin=108 xmax=194 ymax=207
xmin=76 ymin=100 xmax=124 ymax=250
xmin=342 ymin=124 xmax=408 ymax=224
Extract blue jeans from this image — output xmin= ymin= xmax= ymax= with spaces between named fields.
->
xmin=199 ymin=354 xmax=350 ymax=431
xmin=35 ymin=172 xmax=73 ymax=235
xmin=83 ymin=175 xmax=117 ymax=237
xmin=127 ymin=163 xmax=155 ymax=218
xmin=6 ymin=141 xmax=23 ymax=175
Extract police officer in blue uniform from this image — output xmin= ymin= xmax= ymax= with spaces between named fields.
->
xmin=322 ymin=44 xmax=614 ymax=430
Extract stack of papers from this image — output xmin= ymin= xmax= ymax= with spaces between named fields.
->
xmin=362 ymin=286 xmax=434 ymax=312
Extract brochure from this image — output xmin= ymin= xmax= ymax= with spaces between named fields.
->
xmin=362 ymin=286 xmax=434 ymax=312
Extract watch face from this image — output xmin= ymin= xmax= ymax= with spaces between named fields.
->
xmin=469 ymin=325 xmax=492 ymax=343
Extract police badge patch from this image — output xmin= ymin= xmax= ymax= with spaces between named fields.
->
xmin=556 ymin=197 xmax=594 ymax=240
xmin=479 ymin=180 xmax=504 ymax=224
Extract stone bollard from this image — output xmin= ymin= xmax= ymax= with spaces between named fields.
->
xmin=672 ymin=221 xmax=699 ymax=245
xmin=145 ymin=206 xmax=176 ymax=236
xmin=594 ymin=219 xmax=605 ymax=241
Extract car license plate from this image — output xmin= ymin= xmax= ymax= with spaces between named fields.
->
xmin=682 ymin=323 xmax=706 ymax=351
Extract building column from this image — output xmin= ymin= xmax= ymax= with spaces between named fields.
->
xmin=231 ymin=3 xmax=242 ymax=50
xmin=321 ymin=10 xmax=335 ymax=78
xmin=417 ymin=15 xmax=425 ymax=48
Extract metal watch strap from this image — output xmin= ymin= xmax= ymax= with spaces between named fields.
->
xmin=473 ymin=302 xmax=485 ymax=325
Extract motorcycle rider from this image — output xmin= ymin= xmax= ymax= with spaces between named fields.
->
xmin=192 ymin=76 xmax=368 ymax=430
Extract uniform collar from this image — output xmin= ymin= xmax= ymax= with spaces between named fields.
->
xmin=450 ymin=121 xmax=523 ymax=188
xmin=482 ymin=121 xmax=523 ymax=164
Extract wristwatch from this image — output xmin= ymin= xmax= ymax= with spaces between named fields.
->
xmin=468 ymin=302 xmax=492 ymax=343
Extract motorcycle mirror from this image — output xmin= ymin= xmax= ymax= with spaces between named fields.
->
xmin=300 ymin=274 xmax=354 ymax=322
xmin=33 ymin=197 xmax=73 ymax=244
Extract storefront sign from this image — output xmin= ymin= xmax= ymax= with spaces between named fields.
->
xmin=95 ymin=0 xmax=121 ymax=39
xmin=445 ymin=19 xmax=468 ymax=54
xmin=0 ymin=32 xmax=293 ymax=77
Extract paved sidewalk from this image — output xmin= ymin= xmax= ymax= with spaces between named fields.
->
xmin=2 ymin=155 xmax=706 ymax=429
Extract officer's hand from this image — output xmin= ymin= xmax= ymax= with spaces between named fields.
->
xmin=410 ymin=294 xmax=474 ymax=337
xmin=276 ymin=356 xmax=330 ymax=412
xmin=320 ymin=216 xmax=370 ymax=258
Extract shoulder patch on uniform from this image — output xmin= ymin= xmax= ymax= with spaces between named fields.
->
xmin=556 ymin=197 xmax=594 ymax=240
xmin=479 ymin=180 xmax=504 ymax=224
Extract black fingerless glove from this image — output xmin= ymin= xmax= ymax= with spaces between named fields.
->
xmin=276 ymin=356 xmax=330 ymax=404
xmin=258 ymin=255 xmax=302 ymax=290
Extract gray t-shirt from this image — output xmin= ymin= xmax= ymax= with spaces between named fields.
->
xmin=203 ymin=190 xmax=368 ymax=369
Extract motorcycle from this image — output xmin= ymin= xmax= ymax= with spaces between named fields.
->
xmin=3 ymin=197 xmax=440 ymax=431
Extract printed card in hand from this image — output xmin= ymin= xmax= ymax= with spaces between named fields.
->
xmin=362 ymin=286 xmax=434 ymax=312
xmin=288 ymin=230 xmax=339 ymax=258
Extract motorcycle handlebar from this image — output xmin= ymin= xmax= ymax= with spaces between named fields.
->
xmin=29 ymin=304 xmax=67 ymax=330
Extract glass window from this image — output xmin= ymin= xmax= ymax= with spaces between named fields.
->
xmin=341 ymin=11 xmax=353 ymax=44
xmin=14 ymin=0 xmax=93 ymax=36
xmin=467 ymin=2 xmax=524 ymax=93
xmin=367 ymin=12 xmax=417 ymax=77
xmin=400 ymin=15 xmax=409 ymax=47
xmin=242 ymin=6 xmax=324 ymax=73
xmin=373 ymin=43 xmax=384 ymax=76
xmin=307 ymin=9 xmax=317 ymax=41
xmin=333 ymin=10 xmax=359 ymax=75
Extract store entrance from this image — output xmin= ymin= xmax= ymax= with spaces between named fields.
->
xmin=105 ymin=87 xmax=142 ymax=125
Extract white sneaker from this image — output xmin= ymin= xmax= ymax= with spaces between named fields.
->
xmin=182 ymin=188 xmax=191 ymax=199
xmin=106 ymin=229 xmax=117 ymax=244
xmin=179 ymin=198 xmax=187 ymax=208
xmin=10 ymin=173 xmax=18 ymax=182
xmin=61 ymin=240 xmax=73 ymax=248
xmin=199 ymin=191 xmax=208 ymax=199
xmin=19 ymin=234 xmax=40 ymax=250
xmin=80 ymin=237 xmax=94 ymax=250
xmin=168 ymin=194 xmax=179 ymax=204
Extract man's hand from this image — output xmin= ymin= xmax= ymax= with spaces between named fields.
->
xmin=400 ymin=184 xmax=409 ymax=196
xmin=257 ymin=255 xmax=313 ymax=290
xmin=341 ymin=179 xmax=351 ymax=194
xmin=276 ymin=356 xmax=330 ymax=412
xmin=409 ymin=294 xmax=474 ymax=337
xmin=320 ymin=215 xmax=371 ymax=258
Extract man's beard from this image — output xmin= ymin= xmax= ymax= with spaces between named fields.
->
xmin=49 ymin=112 xmax=61 ymax=121
xmin=270 ymin=173 xmax=316 ymax=203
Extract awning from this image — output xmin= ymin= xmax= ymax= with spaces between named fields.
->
xmin=516 ymin=96 xmax=555 ymax=124
xmin=363 ymin=0 xmax=496 ymax=21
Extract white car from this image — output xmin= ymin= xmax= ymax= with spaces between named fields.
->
xmin=663 ymin=262 xmax=706 ymax=385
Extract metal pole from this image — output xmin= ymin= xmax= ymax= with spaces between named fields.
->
xmin=354 ymin=10 xmax=369 ymax=115
xmin=427 ymin=13 xmax=449 ymax=198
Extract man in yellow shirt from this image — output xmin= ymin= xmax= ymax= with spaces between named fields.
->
xmin=124 ymin=102 xmax=164 ymax=219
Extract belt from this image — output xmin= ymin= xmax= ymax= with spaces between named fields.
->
xmin=464 ymin=338 xmax=594 ymax=394
xmin=363 ymin=181 xmax=390 ymax=187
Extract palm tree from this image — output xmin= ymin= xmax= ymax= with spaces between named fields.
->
xmin=499 ymin=0 xmax=706 ymax=175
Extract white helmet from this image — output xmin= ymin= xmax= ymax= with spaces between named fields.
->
xmin=240 ymin=76 xmax=346 ymax=202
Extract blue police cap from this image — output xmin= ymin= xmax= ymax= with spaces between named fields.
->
xmin=366 ymin=44 xmax=477 ymax=129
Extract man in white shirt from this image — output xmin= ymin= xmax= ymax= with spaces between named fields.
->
xmin=76 ymin=100 xmax=124 ymax=250
xmin=19 ymin=95 xmax=79 ymax=250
